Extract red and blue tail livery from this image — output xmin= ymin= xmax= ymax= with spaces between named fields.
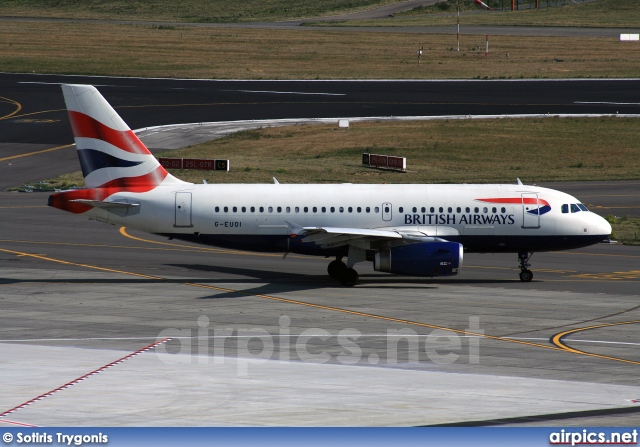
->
xmin=48 ymin=84 xmax=612 ymax=285
xmin=49 ymin=85 xmax=185 ymax=213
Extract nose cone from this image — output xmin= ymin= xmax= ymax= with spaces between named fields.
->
xmin=594 ymin=214 xmax=612 ymax=238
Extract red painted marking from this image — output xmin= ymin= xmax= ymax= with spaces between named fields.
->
xmin=0 ymin=338 xmax=171 ymax=418
xmin=477 ymin=197 xmax=550 ymax=207
xmin=0 ymin=419 xmax=38 ymax=427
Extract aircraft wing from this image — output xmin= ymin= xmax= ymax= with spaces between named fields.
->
xmin=285 ymin=220 xmax=446 ymax=248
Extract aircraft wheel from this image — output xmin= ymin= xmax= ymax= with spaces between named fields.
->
xmin=519 ymin=269 xmax=533 ymax=282
xmin=328 ymin=260 xmax=347 ymax=279
xmin=339 ymin=268 xmax=359 ymax=287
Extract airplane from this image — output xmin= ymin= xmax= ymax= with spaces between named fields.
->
xmin=48 ymin=84 xmax=612 ymax=286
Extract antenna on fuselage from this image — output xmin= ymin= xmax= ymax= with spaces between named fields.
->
xmin=516 ymin=178 xmax=523 ymax=185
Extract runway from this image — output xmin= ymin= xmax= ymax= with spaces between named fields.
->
xmin=0 ymin=75 xmax=639 ymax=426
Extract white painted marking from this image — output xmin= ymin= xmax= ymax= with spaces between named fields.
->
xmin=575 ymin=101 xmax=640 ymax=106
xmin=18 ymin=81 xmax=112 ymax=87
xmin=228 ymin=89 xmax=345 ymax=96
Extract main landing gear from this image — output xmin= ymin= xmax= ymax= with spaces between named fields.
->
xmin=518 ymin=251 xmax=534 ymax=282
xmin=328 ymin=257 xmax=359 ymax=287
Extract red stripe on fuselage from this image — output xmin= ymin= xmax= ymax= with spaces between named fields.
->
xmin=477 ymin=197 xmax=550 ymax=206
xmin=68 ymin=111 xmax=150 ymax=155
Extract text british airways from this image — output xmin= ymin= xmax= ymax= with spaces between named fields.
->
xmin=404 ymin=213 xmax=516 ymax=225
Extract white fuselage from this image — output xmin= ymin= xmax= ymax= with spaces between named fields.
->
xmin=85 ymin=182 xmax=611 ymax=255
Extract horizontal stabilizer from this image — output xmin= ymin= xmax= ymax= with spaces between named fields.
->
xmin=70 ymin=199 xmax=140 ymax=217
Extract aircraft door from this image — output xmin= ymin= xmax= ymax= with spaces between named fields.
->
xmin=382 ymin=202 xmax=392 ymax=221
xmin=522 ymin=193 xmax=540 ymax=229
xmin=175 ymin=192 xmax=193 ymax=227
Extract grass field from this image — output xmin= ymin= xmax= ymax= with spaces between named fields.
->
xmin=606 ymin=216 xmax=640 ymax=245
xmin=310 ymin=0 xmax=640 ymax=28
xmin=0 ymin=0 xmax=637 ymax=28
xmin=0 ymin=0 xmax=399 ymax=22
xmin=1 ymin=21 xmax=639 ymax=79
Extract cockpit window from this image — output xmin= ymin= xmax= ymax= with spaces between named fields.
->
xmin=562 ymin=203 xmax=589 ymax=214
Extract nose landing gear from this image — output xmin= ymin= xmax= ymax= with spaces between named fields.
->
xmin=518 ymin=251 xmax=533 ymax=282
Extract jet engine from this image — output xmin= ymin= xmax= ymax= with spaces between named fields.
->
xmin=374 ymin=242 xmax=463 ymax=277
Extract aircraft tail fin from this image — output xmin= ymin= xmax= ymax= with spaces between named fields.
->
xmin=61 ymin=84 xmax=186 ymax=190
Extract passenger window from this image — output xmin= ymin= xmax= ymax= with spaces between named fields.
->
xmin=250 ymin=206 xmax=255 ymax=212
xmin=366 ymin=207 xmax=370 ymax=213
xmin=215 ymin=206 xmax=220 ymax=213
xmin=277 ymin=207 xmax=282 ymax=213
xmin=492 ymin=207 xmax=497 ymax=213
xmin=375 ymin=207 xmax=380 ymax=213
xmin=466 ymin=207 xmax=470 ymax=213
xmin=295 ymin=207 xmax=299 ymax=213
xmin=339 ymin=207 xmax=344 ymax=213
xmin=313 ymin=206 xmax=317 ymax=213
xmin=501 ymin=207 xmax=506 ymax=213
xmin=286 ymin=206 xmax=291 ymax=213
xmin=456 ymin=207 xmax=461 ymax=213
xmin=241 ymin=206 xmax=246 ymax=213
xmin=268 ymin=206 xmax=273 ymax=213
xmin=232 ymin=206 xmax=237 ymax=213
xmin=561 ymin=204 xmax=569 ymax=214
xmin=430 ymin=207 xmax=435 ymax=213
xmin=322 ymin=207 xmax=326 ymax=213
xmin=384 ymin=206 xmax=390 ymax=213
xmin=304 ymin=207 xmax=308 ymax=213
xmin=331 ymin=207 xmax=335 ymax=213
xmin=259 ymin=206 xmax=264 ymax=213
xmin=571 ymin=204 xmax=580 ymax=213
xmin=224 ymin=206 xmax=229 ymax=213
xmin=474 ymin=207 xmax=479 ymax=213
xmin=357 ymin=207 xmax=362 ymax=213
xmin=348 ymin=207 xmax=353 ymax=213
xmin=413 ymin=207 xmax=417 ymax=213
xmin=448 ymin=207 xmax=452 ymax=213
xmin=421 ymin=207 xmax=426 ymax=213
xmin=439 ymin=207 xmax=443 ymax=213
xmin=483 ymin=207 xmax=488 ymax=213
xmin=399 ymin=207 xmax=404 ymax=213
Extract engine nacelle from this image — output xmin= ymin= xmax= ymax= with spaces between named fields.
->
xmin=374 ymin=241 xmax=463 ymax=277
